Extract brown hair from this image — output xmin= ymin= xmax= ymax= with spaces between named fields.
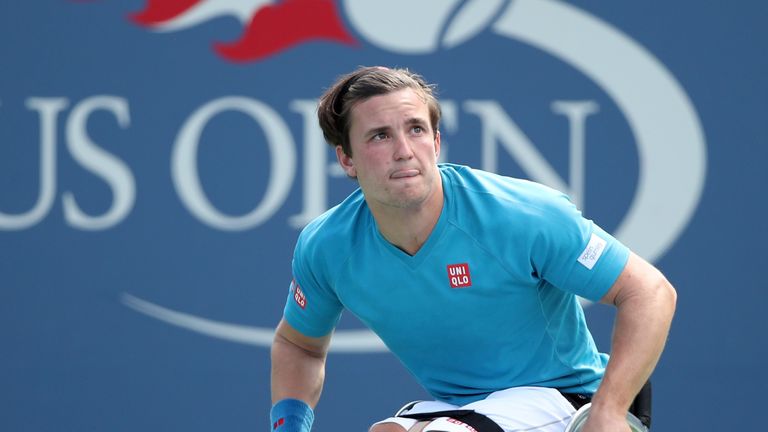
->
xmin=317 ymin=66 xmax=441 ymax=156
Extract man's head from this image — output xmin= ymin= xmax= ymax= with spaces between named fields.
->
xmin=318 ymin=66 xmax=444 ymax=217
xmin=318 ymin=66 xmax=441 ymax=157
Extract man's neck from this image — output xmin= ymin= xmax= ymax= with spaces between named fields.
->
xmin=370 ymin=189 xmax=444 ymax=256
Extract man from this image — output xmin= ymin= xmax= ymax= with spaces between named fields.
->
xmin=270 ymin=66 xmax=676 ymax=432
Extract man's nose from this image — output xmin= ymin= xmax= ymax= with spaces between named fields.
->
xmin=393 ymin=133 xmax=415 ymax=160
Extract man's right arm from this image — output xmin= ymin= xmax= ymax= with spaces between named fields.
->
xmin=271 ymin=318 xmax=332 ymax=408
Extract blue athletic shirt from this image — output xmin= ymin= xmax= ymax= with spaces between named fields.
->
xmin=284 ymin=164 xmax=630 ymax=405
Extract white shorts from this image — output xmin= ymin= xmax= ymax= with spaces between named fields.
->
xmin=372 ymin=387 xmax=577 ymax=432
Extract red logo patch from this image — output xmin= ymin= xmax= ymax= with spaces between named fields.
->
xmin=292 ymin=280 xmax=307 ymax=309
xmin=447 ymin=263 xmax=472 ymax=288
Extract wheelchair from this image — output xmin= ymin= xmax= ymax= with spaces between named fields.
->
xmin=394 ymin=381 xmax=652 ymax=432
xmin=565 ymin=380 xmax=652 ymax=432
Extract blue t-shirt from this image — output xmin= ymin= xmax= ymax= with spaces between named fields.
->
xmin=284 ymin=164 xmax=629 ymax=405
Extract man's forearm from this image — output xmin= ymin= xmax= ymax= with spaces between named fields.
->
xmin=592 ymin=268 xmax=677 ymax=414
xmin=271 ymin=333 xmax=327 ymax=407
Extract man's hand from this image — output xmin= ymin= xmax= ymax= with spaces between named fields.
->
xmin=579 ymin=407 xmax=631 ymax=432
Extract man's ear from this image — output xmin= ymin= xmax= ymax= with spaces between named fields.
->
xmin=434 ymin=130 xmax=441 ymax=160
xmin=336 ymin=146 xmax=356 ymax=178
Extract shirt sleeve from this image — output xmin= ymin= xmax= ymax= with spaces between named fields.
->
xmin=282 ymin=230 xmax=344 ymax=338
xmin=530 ymin=191 xmax=630 ymax=301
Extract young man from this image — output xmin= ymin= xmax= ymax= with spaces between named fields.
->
xmin=270 ymin=66 xmax=676 ymax=432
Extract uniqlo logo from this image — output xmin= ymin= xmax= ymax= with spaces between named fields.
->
xmin=447 ymin=263 xmax=472 ymax=288
xmin=292 ymin=280 xmax=306 ymax=309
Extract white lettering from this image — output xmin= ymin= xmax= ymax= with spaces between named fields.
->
xmin=551 ymin=100 xmax=599 ymax=209
xmin=172 ymin=97 xmax=296 ymax=230
xmin=449 ymin=266 xmax=466 ymax=276
xmin=1 ymin=96 xmax=602 ymax=231
xmin=450 ymin=275 xmax=470 ymax=286
xmin=63 ymin=96 xmax=135 ymax=230
xmin=0 ymin=98 xmax=67 ymax=230
xmin=288 ymin=100 xmax=337 ymax=228
xmin=464 ymin=100 xmax=581 ymax=204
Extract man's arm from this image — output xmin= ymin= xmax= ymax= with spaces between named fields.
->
xmin=270 ymin=319 xmax=332 ymax=431
xmin=271 ymin=318 xmax=332 ymax=406
xmin=583 ymin=251 xmax=677 ymax=431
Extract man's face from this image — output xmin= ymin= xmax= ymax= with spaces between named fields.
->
xmin=337 ymin=88 xmax=441 ymax=212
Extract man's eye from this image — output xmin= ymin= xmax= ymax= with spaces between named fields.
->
xmin=372 ymin=132 xmax=388 ymax=141
xmin=412 ymin=126 xmax=424 ymax=134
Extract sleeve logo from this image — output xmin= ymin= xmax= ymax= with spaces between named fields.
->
xmin=291 ymin=279 xmax=307 ymax=309
xmin=577 ymin=233 xmax=607 ymax=270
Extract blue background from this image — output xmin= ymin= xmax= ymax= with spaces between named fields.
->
xmin=1 ymin=1 xmax=765 ymax=430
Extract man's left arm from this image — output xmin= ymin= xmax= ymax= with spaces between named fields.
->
xmin=583 ymin=251 xmax=677 ymax=432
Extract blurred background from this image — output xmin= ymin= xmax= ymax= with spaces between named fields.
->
xmin=1 ymin=1 xmax=765 ymax=430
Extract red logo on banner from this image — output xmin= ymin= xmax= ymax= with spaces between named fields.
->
xmin=447 ymin=263 xmax=472 ymax=288
xmin=128 ymin=0 xmax=358 ymax=63
xmin=292 ymin=280 xmax=306 ymax=309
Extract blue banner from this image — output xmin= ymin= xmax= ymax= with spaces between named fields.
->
xmin=1 ymin=1 xmax=765 ymax=430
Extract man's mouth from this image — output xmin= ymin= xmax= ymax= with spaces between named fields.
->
xmin=390 ymin=169 xmax=420 ymax=179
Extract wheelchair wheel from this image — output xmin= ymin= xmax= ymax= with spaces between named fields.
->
xmin=564 ymin=403 xmax=649 ymax=432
